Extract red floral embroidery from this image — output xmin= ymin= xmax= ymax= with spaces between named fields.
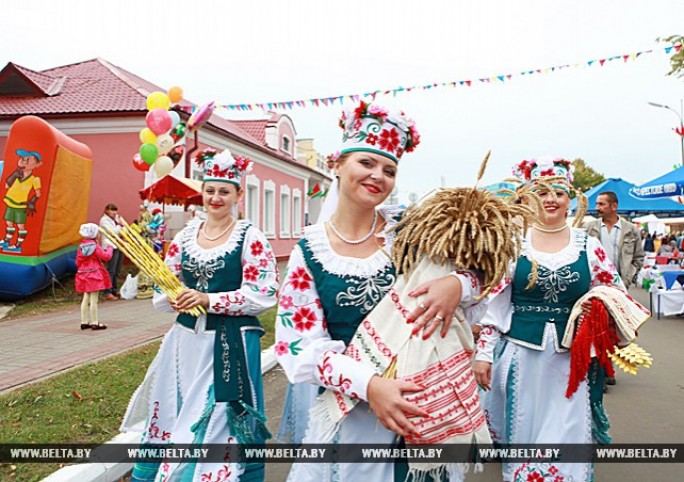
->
xmin=594 ymin=247 xmax=607 ymax=263
xmin=378 ymin=128 xmax=400 ymax=153
xmin=166 ymin=243 xmax=180 ymax=258
xmin=250 ymin=240 xmax=264 ymax=256
xmin=527 ymin=471 xmax=544 ymax=482
xmin=548 ymin=466 xmax=559 ymax=475
xmin=540 ymin=168 xmax=555 ymax=177
xmin=258 ymin=258 xmax=269 ymax=268
xmin=212 ymin=292 xmax=247 ymax=314
xmin=596 ymin=270 xmax=614 ymax=284
xmin=289 ymin=266 xmax=313 ymax=291
xmin=275 ymin=341 xmax=289 ymax=356
xmin=279 ymin=295 xmax=294 ymax=310
xmin=293 ymin=306 xmax=317 ymax=332
xmin=318 ymin=352 xmax=352 ymax=392
xmin=243 ymin=265 xmax=259 ymax=282
xmin=554 ymin=476 xmax=564 ymax=482
xmin=315 ymin=298 xmax=322 ymax=310
xmin=366 ymin=133 xmax=379 ymax=145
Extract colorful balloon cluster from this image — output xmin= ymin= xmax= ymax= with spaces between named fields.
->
xmin=134 ymin=88 xmax=217 ymax=177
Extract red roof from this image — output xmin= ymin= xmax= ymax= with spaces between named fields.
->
xmin=0 ymin=58 xmax=328 ymax=178
xmin=0 ymin=59 xmax=156 ymax=115
xmin=232 ymin=119 xmax=269 ymax=145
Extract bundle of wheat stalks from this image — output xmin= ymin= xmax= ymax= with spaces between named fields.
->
xmin=391 ymin=151 xmax=536 ymax=299
xmin=608 ymin=343 xmax=653 ymax=375
xmin=99 ymin=221 xmax=205 ymax=316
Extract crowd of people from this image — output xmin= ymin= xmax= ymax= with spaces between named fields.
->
xmin=66 ymin=100 xmax=653 ymax=482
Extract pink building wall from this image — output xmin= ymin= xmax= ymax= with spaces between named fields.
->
xmin=69 ymin=132 xmax=144 ymax=225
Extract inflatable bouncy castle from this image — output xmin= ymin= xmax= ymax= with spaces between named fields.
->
xmin=0 ymin=116 xmax=93 ymax=300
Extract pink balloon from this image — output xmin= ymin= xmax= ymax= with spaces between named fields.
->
xmin=187 ymin=101 xmax=215 ymax=131
xmin=146 ymin=108 xmax=173 ymax=135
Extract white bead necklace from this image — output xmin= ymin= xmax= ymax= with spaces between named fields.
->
xmin=201 ymin=218 xmax=236 ymax=241
xmin=533 ymin=223 xmax=568 ymax=234
xmin=328 ymin=211 xmax=378 ymax=245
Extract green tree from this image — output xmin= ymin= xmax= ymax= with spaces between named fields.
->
xmin=572 ymin=159 xmax=605 ymax=193
xmin=659 ymin=35 xmax=684 ymax=78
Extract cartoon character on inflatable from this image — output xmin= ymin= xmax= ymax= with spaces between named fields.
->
xmin=0 ymin=116 xmax=93 ymax=300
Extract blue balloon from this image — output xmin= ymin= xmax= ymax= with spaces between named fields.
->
xmin=169 ymin=111 xmax=181 ymax=129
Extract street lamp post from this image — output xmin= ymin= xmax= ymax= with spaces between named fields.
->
xmin=648 ymin=100 xmax=684 ymax=167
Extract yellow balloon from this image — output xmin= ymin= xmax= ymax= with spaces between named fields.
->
xmin=147 ymin=91 xmax=171 ymax=111
xmin=139 ymin=128 xmax=157 ymax=145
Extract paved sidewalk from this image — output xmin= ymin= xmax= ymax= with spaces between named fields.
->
xmin=0 ymin=298 xmax=173 ymax=394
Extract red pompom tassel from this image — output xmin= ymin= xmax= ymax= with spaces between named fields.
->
xmin=566 ymin=299 xmax=620 ymax=398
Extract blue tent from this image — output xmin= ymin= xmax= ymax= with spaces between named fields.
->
xmin=630 ymin=165 xmax=684 ymax=199
xmin=570 ymin=178 xmax=684 ymax=218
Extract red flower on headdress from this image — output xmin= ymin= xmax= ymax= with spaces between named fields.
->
xmin=378 ymin=128 xmax=400 ymax=153
xmin=366 ymin=133 xmax=379 ymax=146
xmin=540 ymin=168 xmax=556 ymax=176
xmin=194 ymin=148 xmax=217 ymax=166
xmin=354 ymin=101 xmax=369 ymax=120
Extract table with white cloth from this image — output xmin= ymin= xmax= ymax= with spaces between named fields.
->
xmin=638 ymin=264 xmax=683 ymax=290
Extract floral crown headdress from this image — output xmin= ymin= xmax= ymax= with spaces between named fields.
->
xmin=194 ymin=148 xmax=253 ymax=186
xmin=338 ymin=101 xmax=420 ymax=163
xmin=504 ymin=157 xmax=587 ymax=228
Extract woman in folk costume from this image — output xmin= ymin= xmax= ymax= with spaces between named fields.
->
xmin=121 ymin=148 xmax=279 ymax=482
xmin=473 ymin=158 xmax=626 ymax=482
xmin=276 ymin=101 xmax=487 ymax=482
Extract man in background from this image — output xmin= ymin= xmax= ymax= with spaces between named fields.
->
xmin=585 ymin=191 xmax=645 ymax=387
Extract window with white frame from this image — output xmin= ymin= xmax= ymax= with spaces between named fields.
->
xmin=280 ymin=185 xmax=291 ymax=237
xmin=245 ymin=175 xmax=260 ymax=228
xmin=292 ymin=188 xmax=302 ymax=237
xmin=263 ymin=180 xmax=276 ymax=238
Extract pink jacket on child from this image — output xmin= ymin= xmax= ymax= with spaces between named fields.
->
xmin=75 ymin=240 xmax=113 ymax=293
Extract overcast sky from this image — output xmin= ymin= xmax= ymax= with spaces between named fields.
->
xmin=2 ymin=0 xmax=684 ymax=200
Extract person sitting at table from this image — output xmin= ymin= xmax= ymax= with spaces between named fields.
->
xmin=658 ymin=238 xmax=675 ymax=257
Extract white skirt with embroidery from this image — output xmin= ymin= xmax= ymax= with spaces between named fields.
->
xmin=121 ymin=319 xmax=264 ymax=482
xmin=286 ymin=401 xmax=465 ymax=482
xmin=484 ymin=324 xmax=593 ymax=482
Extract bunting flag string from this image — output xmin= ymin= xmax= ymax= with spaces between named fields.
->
xmin=178 ymin=44 xmax=681 ymax=114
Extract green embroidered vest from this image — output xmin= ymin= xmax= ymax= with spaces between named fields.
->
xmin=507 ymin=236 xmax=591 ymax=349
xmin=176 ymin=223 xmax=262 ymax=405
xmin=299 ymin=239 xmax=396 ymax=346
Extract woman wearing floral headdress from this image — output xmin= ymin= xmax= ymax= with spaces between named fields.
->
xmin=121 ymin=148 xmax=279 ymax=482
xmin=275 ymin=101 xmax=485 ymax=482
xmin=473 ymin=158 xmax=624 ymax=482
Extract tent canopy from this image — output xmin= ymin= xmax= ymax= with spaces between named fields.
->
xmin=630 ymin=165 xmax=684 ymax=199
xmin=571 ymin=178 xmax=684 ymax=219
xmin=139 ymin=175 xmax=202 ymax=207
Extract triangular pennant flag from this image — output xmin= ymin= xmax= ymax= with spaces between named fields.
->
xmin=675 ymin=45 xmax=682 ymax=52
xmin=465 ymin=80 xmax=472 ymax=86
xmin=497 ymin=75 xmax=505 ymax=82
xmin=623 ymin=54 xmax=630 ymax=62
xmin=665 ymin=46 xmax=673 ymax=54
xmin=599 ymin=59 xmax=606 ymax=66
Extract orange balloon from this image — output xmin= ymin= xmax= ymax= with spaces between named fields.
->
xmin=168 ymin=86 xmax=184 ymax=104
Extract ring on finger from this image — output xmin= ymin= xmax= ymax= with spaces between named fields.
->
xmin=435 ymin=315 xmax=444 ymax=322
xmin=419 ymin=302 xmax=427 ymax=310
